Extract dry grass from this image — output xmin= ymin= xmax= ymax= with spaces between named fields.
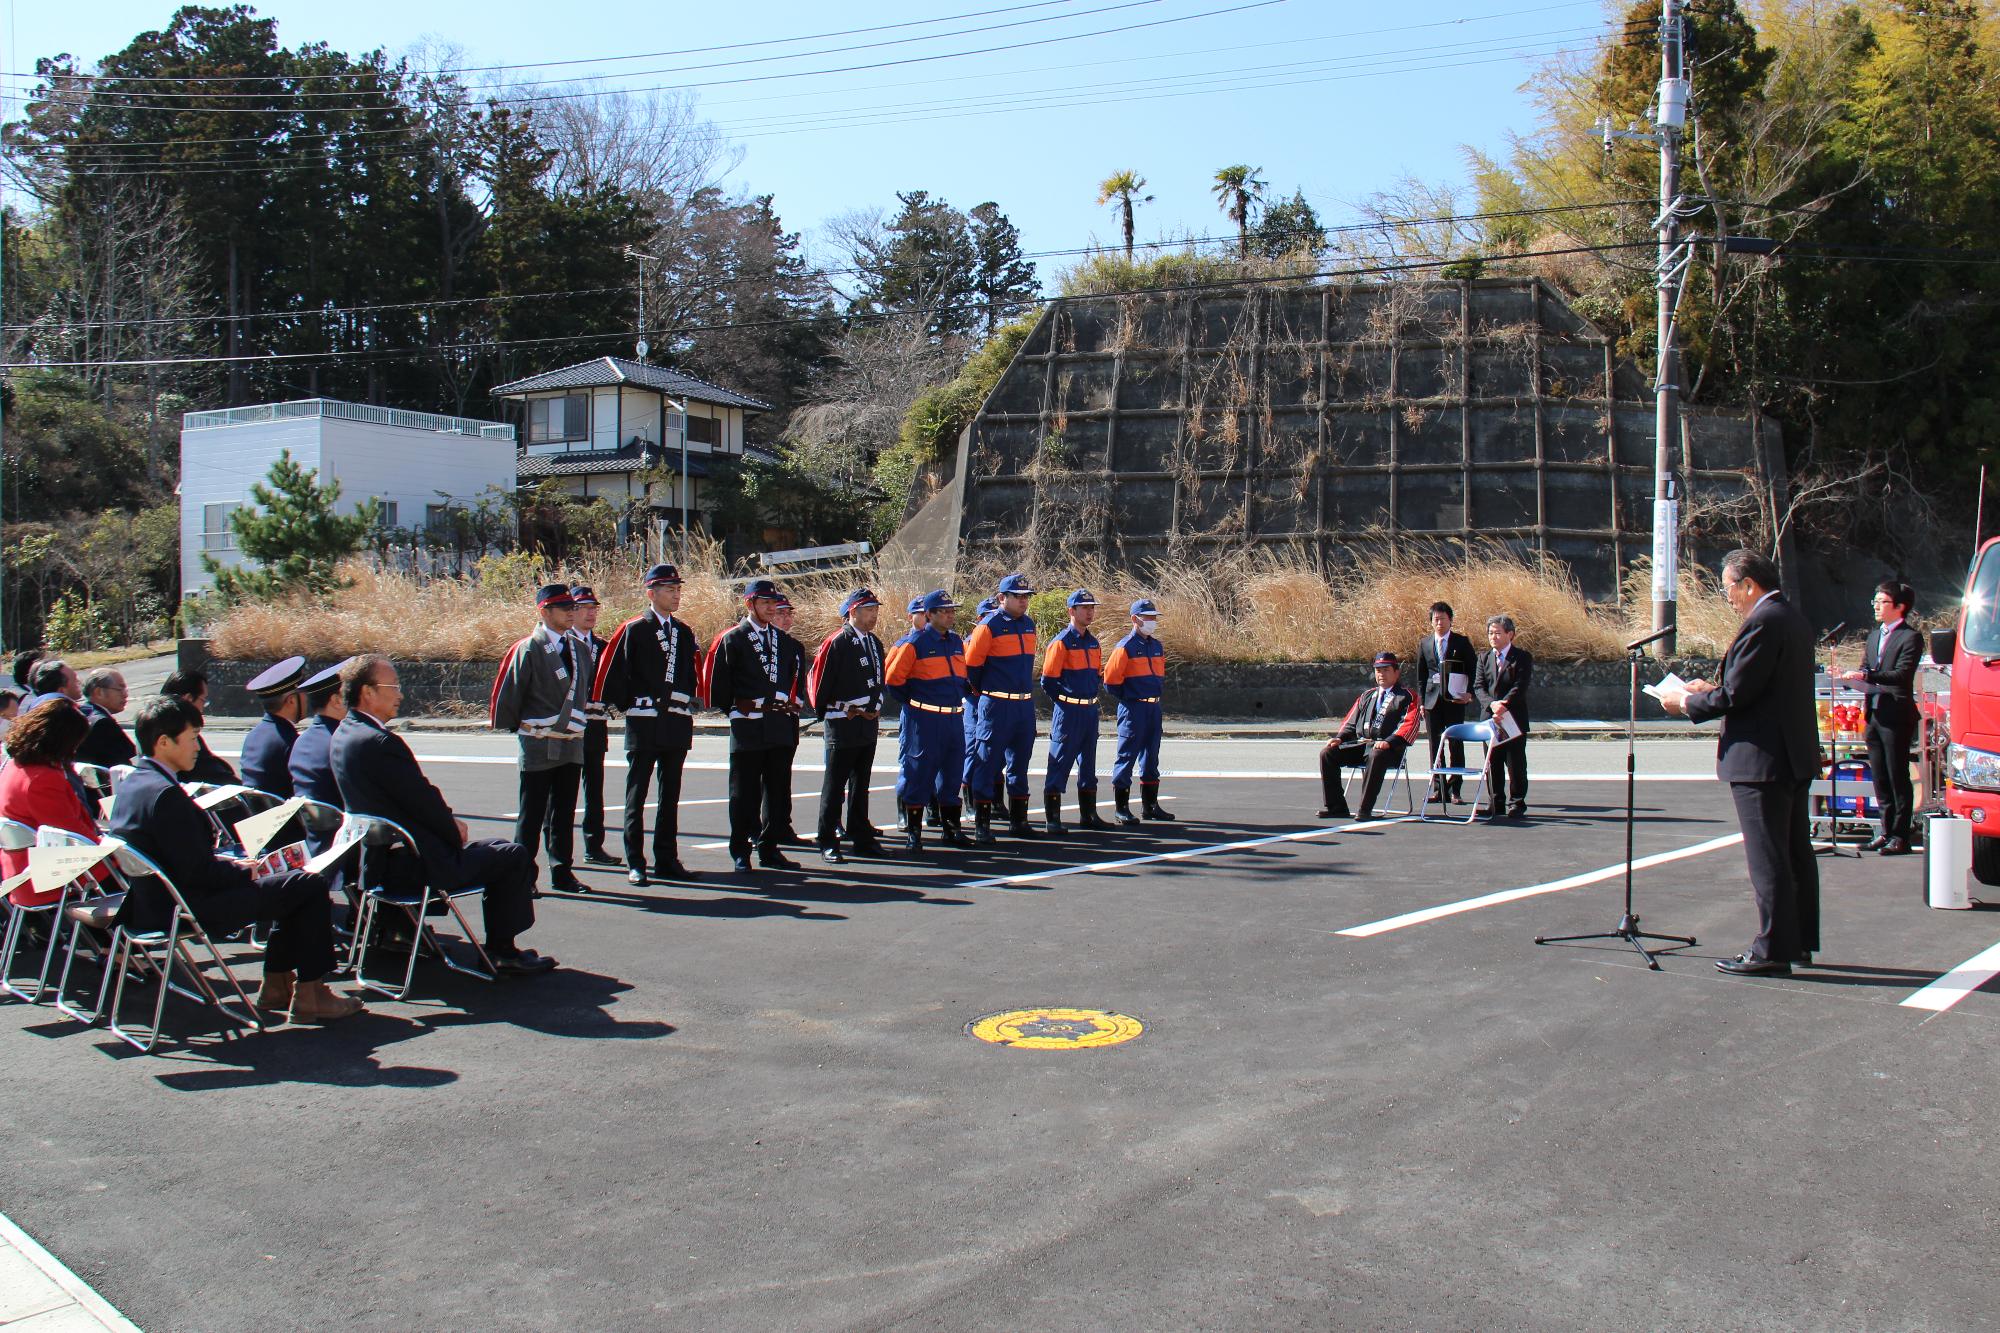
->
xmin=211 ymin=537 xmax=1747 ymax=665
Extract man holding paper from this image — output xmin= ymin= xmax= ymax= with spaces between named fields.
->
xmin=1413 ymin=601 xmax=1478 ymax=805
xmin=1656 ymin=549 xmax=1821 ymax=976
xmin=1474 ymin=616 xmax=1533 ymax=820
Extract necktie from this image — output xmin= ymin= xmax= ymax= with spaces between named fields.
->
xmin=559 ymin=637 xmax=574 ymax=675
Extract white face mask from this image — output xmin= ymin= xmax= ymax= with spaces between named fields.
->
xmin=1137 ymin=618 xmax=1158 ymax=638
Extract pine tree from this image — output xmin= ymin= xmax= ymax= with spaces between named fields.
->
xmin=968 ymin=202 xmax=1039 ymax=338
xmin=204 ymin=451 xmax=380 ymax=602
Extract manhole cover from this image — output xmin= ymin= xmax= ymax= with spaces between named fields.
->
xmin=966 ymin=1008 xmax=1145 ymax=1050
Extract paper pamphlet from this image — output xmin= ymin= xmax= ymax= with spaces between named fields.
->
xmin=1447 ymin=672 xmax=1470 ymax=699
xmin=27 ymin=843 xmax=113 ymax=895
xmin=233 ymin=797 xmax=309 ymax=858
xmin=1642 ymin=671 xmax=1689 ymax=703
xmin=304 ymin=821 xmax=365 ymax=876
xmin=194 ymin=784 xmax=250 ymax=810
xmin=1491 ymin=710 xmax=1524 ymax=743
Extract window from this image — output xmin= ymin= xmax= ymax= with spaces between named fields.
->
xmin=527 ymin=393 xmax=590 ymax=444
xmin=425 ymin=503 xmax=453 ymax=535
xmin=201 ymin=502 xmax=237 ymax=551
xmin=685 ymin=413 xmax=720 ymax=447
xmin=378 ymin=501 xmax=399 ymax=529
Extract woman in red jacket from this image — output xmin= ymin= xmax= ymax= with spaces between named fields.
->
xmin=0 ymin=701 xmax=105 ymax=907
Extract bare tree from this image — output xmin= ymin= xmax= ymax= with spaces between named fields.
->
xmin=784 ymin=311 xmax=959 ymax=490
xmin=529 ymin=86 xmax=739 ymax=205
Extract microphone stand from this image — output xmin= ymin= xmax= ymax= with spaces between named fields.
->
xmin=1535 ymin=626 xmax=1697 ymax=970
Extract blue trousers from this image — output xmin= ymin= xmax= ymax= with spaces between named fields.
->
xmin=1112 ymin=698 xmax=1163 ymax=790
xmin=899 ymin=707 xmax=966 ymax=811
xmin=961 ymin=706 xmax=982 ymax=801
xmin=974 ymin=696 xmax=1037 ymax=801
xmin=1044 ymin=702 xmax=1100 ymax=794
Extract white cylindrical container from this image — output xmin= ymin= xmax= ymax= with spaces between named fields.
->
xmin=1925 ymin=816 xmax=1973 ymax=910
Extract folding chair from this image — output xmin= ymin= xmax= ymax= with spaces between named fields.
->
xmin=0 ymin=817 xmax=65 ymax=1003
xmin=1422 ymin=721 xmax=1496 ymax=825
xmin=73 ymin=763 xmax=113 ymax=802
xmin=35 ymin=827 xmax=127 ymax=1025
xmin=1344 ymin=745 xmax=1418 ymax=819
xmin=346 ymin=814 xmax=496 ymax=1000
xmin=97 ymin=837 xmax=265 ymax=1054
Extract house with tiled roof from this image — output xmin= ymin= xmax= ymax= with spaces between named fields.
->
xmin=491 ymin=356 xmax=774 ymax=538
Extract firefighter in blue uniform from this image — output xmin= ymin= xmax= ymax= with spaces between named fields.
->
xmin=884 ymin=590 xmax=973 ymax=852
xmin=240 ymin=656 xmax=307 ymax=797
xmin=959 ymin=595 xmax=999 ymax=827
xmin=1040 ymin=589 xmax=1113 ymax=834
xmin=965 ymin=573 xmax=1042 ymax=843
xmin=1103 ymin=598 xmax=1173 ymax=826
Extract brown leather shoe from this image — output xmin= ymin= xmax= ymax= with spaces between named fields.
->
xmin=257 ymin=970 xmax=296 ymax=1014
xmin=289 ymin=980 xmax=365 ymax=1023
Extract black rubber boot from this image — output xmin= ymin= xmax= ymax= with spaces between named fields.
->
xmin=1114 ymin=790 xmax=1142 ymax=827
xmin=973 ymin=801 xmax=997 ymax=846
xmin=903 ymin=806 xmax=923 ymax=853
xmin=1044 ymin=793 xmax=1067 ymax=836
xmin=1141 ymin=781 xmax=1175 ymax=821
xmin=1008 ymin=792 xmax=1041 ymax=839
xmin=1077 ymin=788 xmax=1113 ymax=830
xmin=940 ymin=807 xmax=970 ymax=847
xmin=926 ymin=803 xmax=941 ymax=829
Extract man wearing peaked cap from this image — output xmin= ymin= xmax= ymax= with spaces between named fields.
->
xmin=883 ymin=590 xmax=973 ymax=851
xmin=491 ymin=583 xmax=592 ymax=895
xmin=760 ymin=590 xmax=810 ymax=851
xmin=808 ymin=588 xmax=889 ymax=863
xmin=965 ymin=573 xmax=1043 ymax=843
xmin=593 ymin=562 xmax=701 ymax=884
xmin=703 ymin=577 xmax=806 ymax=872
xmin=1320 ymin=651 xmax=1420 ymax=821
xmin=1041 ymin=589 xmax=1113 ymax=833
xmin=959 ymin=595 xmax=1000 ymax=827
xmin=566 ymin=586 xmax=617 ymax=868
xmin=241 ymin=655 xmax=308 ymax=798
xmin=288 ymin=662 xmax=349 ymax=815
xmin=1103 ymin=598 xmax=1174 ymax=825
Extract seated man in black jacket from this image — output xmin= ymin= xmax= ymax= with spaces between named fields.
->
xmin=110 ymin=697 xmax=363 ymax=1024
xmin=329 ymin=655 xmax=554 ymax=975
xmin=1319 ymin=652 xmax=1420 ymax=820
xmin=75 ymin=668 xmax=136 ymax=768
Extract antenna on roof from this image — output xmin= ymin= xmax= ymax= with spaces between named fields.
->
xmin=622 ymin=247 xmax=659 ymax=361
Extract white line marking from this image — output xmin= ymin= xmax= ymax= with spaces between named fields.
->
xmin=0 ymin=1209 xmax=141 ymax=1331
xmin=686 ymin=790 xmax=1143 ymax=849
xmin=1336 ymin=833 xmax=1744 ymax=937
xmin=958 ymin=815 xmax=1414 ymax=891
xmin=1900 ymin=938 xmax=2000 ymax=1013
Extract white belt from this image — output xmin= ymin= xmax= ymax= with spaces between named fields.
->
xmin=1056 ymin=694 xmax=1098 ymax=708
xmin=984 ymin=690 xmax=1033 ymax=701
xmin=518 ymin=725 xmax=583 ymax=741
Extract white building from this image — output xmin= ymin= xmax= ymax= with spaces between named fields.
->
xmin=180 ymin=398 xmax=517 ymax=596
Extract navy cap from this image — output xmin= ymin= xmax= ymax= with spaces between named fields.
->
xmin=922 ymin=590 xmax=960 ymax=613
xmin=771 ymin=591 xmax=794 ymax=611
xmin=247 ymin=656 xmax=307 ymax=698
xmin=743 ymin=578 xmax=781 ymax=602
xmin=841 ymin=588 xmax=881 ymax=616
xmin=536 ymin=583 xmax=576 ymax=609
xmin=569 ymin=585 xmax=599 ymax=606
xmin=1067 ymin=589 xmax=1098 ymax=609
xmin=1373 ymin=651 xmax=1401 ymax=668
xmin=907 ymin=596 xmax=927 ymax=615
xmin=643 ymin=563 xmax=682 ymax=587
xmin=975 ymin=597 xmax=999 ymax=618
xmin=301 ymin=661 xmax=346 ymax=700
xmin=997 ymin=572 xmax=1035 ymax=596
xmin=1130 ymin=599 xmax=1161 ymax=617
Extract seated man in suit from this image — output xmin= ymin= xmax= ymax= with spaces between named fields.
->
xmin=75 ymin=668 xmax=136 ymax=768
xmin=1843 ymin=580 xmax=1921 ymax=855
xmin=161 ymin=669 xmax=238 ymax=786
xmin=329 ymin=655 xmax=555 ymax=975
xmin=110 ymin=697 xmax=362 ymax=1023
xmin=1319 ymin=651 xmax=1420 ymax=820
xmin=1474 ymin=615 xmax=1534 ymax=820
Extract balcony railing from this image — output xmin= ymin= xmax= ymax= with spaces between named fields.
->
xmin=183 ymin=398 xmax=516 ymax=441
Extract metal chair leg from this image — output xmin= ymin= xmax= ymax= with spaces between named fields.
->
xmin=2 ymin=893 xmax=66 ymax=1004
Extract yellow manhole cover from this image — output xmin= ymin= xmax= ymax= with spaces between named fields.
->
xmin=967 ymin=1008 xmax=1145 ymax=1050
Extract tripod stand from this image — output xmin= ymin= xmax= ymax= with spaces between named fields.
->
xmin=1534 ymin=629 xmax=1696 ymax=970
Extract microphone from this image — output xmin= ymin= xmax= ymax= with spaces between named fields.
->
xmin=1624 ymin=625 xmax=1677 ymax=653
xmin=1817 ymin=622 xmax=1847 ymax=647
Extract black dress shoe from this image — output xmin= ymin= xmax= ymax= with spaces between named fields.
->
xmin=1716 ymin=956 xmax=1791 ymax=976
xmin=1316 ymin=807 xmax=1350 ymax=821
xmin=494 ymin=949 xmax=557 ymax=975
xmin=657 ymin=860 xmax=695 ymax=881
xmin=759 ymin=850 xmax=800 ymax=871
xmin=1861 ymin=834 xmax=1890 ymax=852
xmin=818 ymin=845 xmax=847 ymax=865
xmin=583 ymin=844 xmax=619 ymax=866
xmin=1506 ymin=805 xmax=1528 ymax=821
xmin=549 ymin=871 xmax=592 ymax=896
xmin=626 ymin=867 xmax=649 ymax=887
xmin=1880 ymin=837 xmax=1912 ymax=856
xmin=849 ymin=838 xmax=888 ymax=858
xmin=732 ymin=855 xmax=754 ymax=874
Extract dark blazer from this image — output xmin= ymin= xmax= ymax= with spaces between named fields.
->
xmin=240 ymin=714 xmax=298 ymax=798
xmin=1474 ymin=646 xmax=1534 ymax=735
xmin=1685 ymin=591 xmax=1819 ymax=783
xmin=330 ymin=710 xmax=464 ymax=883
xmin=808 ymin=626 xmax=887 ymax=750
xmin=108 ymin=757 xmax=252 ymax=924
xmin=1860 ymin=621 xmax=1922 ymax=730
xmin=75 ymin=702 xmax=136 ymax=768
xmin=706 ymin=619 xmax=806 ymax=752
xmin=288 ymin=714 xmax=342 ymax=807
xmin=593 ymin=611 xmax=701 ymax=752
xmin=187 ymin=734 xmax=237 ymax=786
xmin=1413 ymin=631 xmax=1478 ymax=710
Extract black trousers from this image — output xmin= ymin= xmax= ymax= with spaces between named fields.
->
xmin=1320 ymin=739 xmax=1405 ymax=814
xmin=1866 ymin=717 xmax=1916 ymax=841
xmin=729 ymin=746 xmax=791 ymax=858
xmin=1425 ymin=700 xmax=1467 ymax=797
xmin=818 ymin=739 xmax=878 ymax=848
xmin=432 ymin=839 xmax=538 ymax=956
xmin=581 ymin=719 xmax=609 ymax=848
xmin=198 ymin=870 xmax=339 ymax=983
xmin=761 ymin=744 xmax=800 ymax=846
xmin=516 ymin=762 xmax=581 ymax=879
xmin=623 ymin=745 xmax=689 ymax=869
xmin=1488 ymin=736 xmax=1529 ymax=811
xmin=1728 ymin=778 xmax=1821 ymax=961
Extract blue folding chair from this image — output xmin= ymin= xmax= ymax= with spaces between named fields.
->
xmin=1423 ymin=721 xmax=1496 ymax=824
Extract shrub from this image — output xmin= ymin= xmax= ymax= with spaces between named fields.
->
xmin=45 ymin=591 xmax=111 ymax=653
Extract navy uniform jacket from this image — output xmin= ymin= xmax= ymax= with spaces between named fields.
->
xmin=1685 ymin=591 xmax=1819 ymax=784
xmin=593 ymin=610 xmax=702 ymax=752
xmin=808 ymin=626 xmax=886 ymax=749
xmin=108 ymin=757 xmax=254 ymax=929
xmin=1474 ymin=646 xmax=1534 ymax=734
xmin=186 ymin=734 xmax=237 ymax=787
xmin=76 ymin=702 xmax=136 ymax=768
xmin=704 ymin=619 xmax=806 ymax=753
xmin=1859 ymin=620 xmax=1922 ymax=731
xmin=288 ymin=714 xmax=342 ymax=807
xmin=240 ymin=714 xmax=298 ymax=798
xmin=330 ymin=710 xmax=465 ymax=884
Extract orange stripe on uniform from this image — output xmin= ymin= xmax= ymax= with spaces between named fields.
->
xmin=883 ymin=641 xmax=918 ymax=687
xmin=906 ymin=655 xmax=964 ymax=682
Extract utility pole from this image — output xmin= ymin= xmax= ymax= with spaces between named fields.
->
xmin=1651 ymin=0 xmax=1689 ymax=656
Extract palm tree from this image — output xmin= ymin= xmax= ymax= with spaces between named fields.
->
xmin=1096 ymin=170 xmax=1153 ymax=261
xmin=1212 ymin=164 xmax=1268 ymax=258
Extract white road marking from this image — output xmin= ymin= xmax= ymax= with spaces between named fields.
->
xmin=685 ymin=791 xmax=1152 ymax=850
xmin=0 ymin=1209 xmax=140 ymax=1331
xmin=1336 ymin=833 xmax=1744 ymax=937
xmin=957 ymin=814 xmax=1414 ymax=891
xmin=1900 ymin=938 xmax=2000 ymax=1013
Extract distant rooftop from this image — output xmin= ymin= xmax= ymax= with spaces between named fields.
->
xmin=490 ymin=356 xmax=771 ymax=412
xmin=183 ymin=398 xmax=516 ymax=441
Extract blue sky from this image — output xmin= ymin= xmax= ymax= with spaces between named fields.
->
xmin=1 ymin=0 xmax=1618 ymax=277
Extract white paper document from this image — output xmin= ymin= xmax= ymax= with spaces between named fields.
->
xmin=1447 ymin=672 xmax=1470 ymax=699
xmin=233 ymin=798 xmax=309 ymax=859
xmin=1491 ymin=710 xmax=1524 ymax=743
xmin=304 ymin=821 xmax=365 ymax=876
xmin=27 ymin=844 xmax=113 ymax=896
xmin=1642 ymin=671 xmax=1690 ymax=704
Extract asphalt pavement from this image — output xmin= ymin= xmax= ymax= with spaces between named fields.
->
xmin=0 ymin=733 xmax=1993 ymax=1330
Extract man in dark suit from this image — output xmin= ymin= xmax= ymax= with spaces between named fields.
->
xmin=1413 ymin=600 xmax=1478 ymax=804
xmin=1661 ymin=548 xmax=1822 ymax=976
xmin=161 ymin=669 xmax=238 ymax=786
xmin=1843 ymin=580 xmax=1921 ymax=855
xmin=1473 ymin=615 xmax=1533 ymax=820
xmin=75 ymin=668 xmax=136 ymax=768
xmin=111 ymin=697 xmax=362 ymax=1023
xmin=330 ymin=655 xmax=555 ymax=974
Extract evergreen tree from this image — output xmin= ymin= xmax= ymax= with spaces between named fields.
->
xmin=968 ymin=202 xmax=1039 ymax=337
xmin=855 ymin=190 xmax=979 ymax=340
xmin=204 ymin=451 xmax=380 ymax=601
xmin=1254 ymin=190 xmax=1326 ymax=260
